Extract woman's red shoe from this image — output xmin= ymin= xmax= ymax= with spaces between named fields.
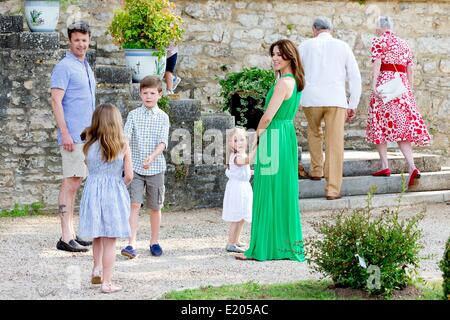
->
xmin=372 ymin=168 xmax=391 ymax=176
xmin=408 ymin=168 xmax=421 ymax=188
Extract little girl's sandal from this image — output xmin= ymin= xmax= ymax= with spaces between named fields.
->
xmin=101 ymin=283 xmax=121 ymax=294
xmin=91 ymin=269 xmax=102 ymax=285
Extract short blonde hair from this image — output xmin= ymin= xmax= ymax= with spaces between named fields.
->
xmin=227 ymin=127 xmax=247 ymax=153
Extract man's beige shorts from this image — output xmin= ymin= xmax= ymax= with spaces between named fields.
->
xmin=60 ymin=144 xmax=88 ymax=178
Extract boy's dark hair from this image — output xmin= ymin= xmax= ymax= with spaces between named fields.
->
xmin=68 ymin=21 xmax=91 ymax=40
xmin=140 ymin=76 xmax=163 ymax=93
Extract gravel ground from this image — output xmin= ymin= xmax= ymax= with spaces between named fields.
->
xmin=0 ymin=203 xmax=448 ymax=300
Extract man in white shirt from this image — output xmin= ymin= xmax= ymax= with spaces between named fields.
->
xmin=298 ymin=17 xmax=361 ymax=200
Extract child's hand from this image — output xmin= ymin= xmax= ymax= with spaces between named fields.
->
xmin=143 ymin=155 xmax=155 ymax=170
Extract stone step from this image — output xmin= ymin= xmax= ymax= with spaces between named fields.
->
xmin=300 ymin=150 xmax=442 ymax=176
xmin=127 ymin=98 xmax=201 ymax=118
xmin=299 ymin=190 xmax=450 ymax=212
xmin=0 ymin=15 xmax=23 ymax=33
xmin=0 ymin=31 xmax=59 ymax=50
xmin=299 ymin=171 xmax=450 ymax=198
xmin=95 ymin=65 xmax=131 ymax=84
xmin=201 ymin=114 xmax=235 ymax=133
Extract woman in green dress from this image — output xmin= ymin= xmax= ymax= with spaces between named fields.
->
xmin=236 ymin=39 xmax=305 ymax=261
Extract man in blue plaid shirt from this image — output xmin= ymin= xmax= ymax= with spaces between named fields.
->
xmin=121 ymin=76 xmax=170 ymax=259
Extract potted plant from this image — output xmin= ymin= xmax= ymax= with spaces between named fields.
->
xmin=219 ymin=67 xmax=275 ymax=130
xmin=24 ymin=0 xmax=76 ymax=32
xmin=108 ymin=0 xmax=184 ymax=83
xmin=24 ymin=0 xmax=60 ymax=32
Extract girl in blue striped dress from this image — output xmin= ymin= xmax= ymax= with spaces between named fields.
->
xmin=78 ymin=103 xmax=133 ymax=293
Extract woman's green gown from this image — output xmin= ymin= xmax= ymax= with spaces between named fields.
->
xmin=245 ymin=74 xmax=305 ymax=261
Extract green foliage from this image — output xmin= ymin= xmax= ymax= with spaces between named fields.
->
xmin=439 ymin=236 xmax=450 ymax=299
xmin=158 ymin=95 xmax=170 ymax=115
xmin=174 ymin=164 xmax=189 ymax=181
xmin=164 ymin=280 xmax=338 ymax=300
xmin=163 ymin=279 xmax=442 ymax=300
xmin=305 ymin=187 xmax=424 ymax=297
xmin=218 ymin=67 xmax=275 ymax=127
xmin=108 ymin=0 xmax=184 ymax=59
xmin=0 ymin=202 xmax=45 ymax=217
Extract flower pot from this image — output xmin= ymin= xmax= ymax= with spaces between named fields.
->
xmin=24 ymin=0 xmax=60 ymax=32
xmin=125 ymin=49 xmax=167 ymax=83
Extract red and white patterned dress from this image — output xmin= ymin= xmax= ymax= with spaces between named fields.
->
xmin=366 ymin=31 xmax=430 ymax=146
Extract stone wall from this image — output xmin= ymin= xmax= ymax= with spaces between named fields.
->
xmin=1 ymin=0 xmax=449 ymax=210
xmin=0 ymin=14 xmax=235 ymax=211
xmin=1 ymin=0 xmax=449 ymax=155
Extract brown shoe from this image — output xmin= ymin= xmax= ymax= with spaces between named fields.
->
xmin=326 ymin=195 xmax=342 ymax=200
xmin=298 ymin=163 xmax=310 ymax=179
xmin=310 ymin=176 xmax=322 ymax=181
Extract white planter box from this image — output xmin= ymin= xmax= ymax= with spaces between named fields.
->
xmin=125 ymin=49 xmax=167 ymax=83
xmin=24 ymin=0 xmax=60 ymax=32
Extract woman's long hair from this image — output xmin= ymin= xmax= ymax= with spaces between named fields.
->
xmin=82 ymin=103 xmax=126 ymax=162
xmin=270 ymin=39 xmax=305 ymax=91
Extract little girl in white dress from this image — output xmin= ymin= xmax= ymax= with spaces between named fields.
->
xmin=222 ymin=127 xmax=256 ymax=253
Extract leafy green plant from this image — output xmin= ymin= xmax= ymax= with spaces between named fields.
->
xmin=218 ymin=67 xmax=275 ymax=128
xmin=305 ymin=186 xmax=424 ymax=297
xmin=174 ymin=164 xmax=189 ymax=181
xmin=0 ymin=202 xmax=45 ymax=217
xmin=439 ymin=236 xmax=450 ymax=300
xmin=158 ymin=95 xmax=170 ymax=115
xmin=108 ymin=0 xmax=184 ymax=59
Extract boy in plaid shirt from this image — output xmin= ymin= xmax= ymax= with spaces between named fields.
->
xmin=121 ymin=76 xmax=170 ymax=258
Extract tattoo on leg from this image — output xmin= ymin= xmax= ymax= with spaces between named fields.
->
xmin=59 ymin=204 xmax=67 ymax=217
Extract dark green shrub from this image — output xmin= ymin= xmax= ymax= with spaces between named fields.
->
xmin=218 ymin=67 xmax=275 ymax=129
xmin=439 ymin=236 xmax=450 ymax=300
xmin=305 ymin=189 xmax=424 ymax=297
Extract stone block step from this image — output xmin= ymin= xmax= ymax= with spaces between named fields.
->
xmin=201 ymin=114 xmax=235 ymax=133
xmin=300 ymin=151 xmax=442 ymax=176
xmin=95 ymin=65 xmax=131 ymax=84
xmin=299 ymin=171 xmax=450 ymax=198
xmin=0 ymin=15 xmax=23 ymax=33
xmin=0 ymin=32 xmax=59 ymax=50
xmin=127 ymin=98 xmax=201 ymax=120
xmin=299 ymin=190 xmax=450 ymax=212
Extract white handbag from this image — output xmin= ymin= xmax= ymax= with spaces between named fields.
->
xmin=376 ymin=71 xmax=407 ymax=104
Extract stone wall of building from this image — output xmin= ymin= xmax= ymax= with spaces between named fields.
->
xmin=0 ymin=14 xmax=235 ymax=211
xmin=0 ymin=0 xmax=449 ymax=210
xmin=1 ymin=0 xmax=449 ymax=155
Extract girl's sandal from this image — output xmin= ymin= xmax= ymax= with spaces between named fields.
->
xmin=91 ymin=270 xmax=102 ymax=285
xmin=101 ymin=283 xmax=121 ymax=294
xmin=234 ymin=253 xmax=256 ymax=261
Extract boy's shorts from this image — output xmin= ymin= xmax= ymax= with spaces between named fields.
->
xmin=60 ymin=143 xmax=87 ymax=178
xmin=129 ymin=172 xmax=165 ymax=210
xmin=165 ymin=53 xmax=177 ymax=73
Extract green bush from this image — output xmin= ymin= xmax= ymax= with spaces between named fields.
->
xmin=439 ymin=236 xmax=450 ymax=300
xmin=218 ymin=67 xmax=275 ymax=127
xmin=305 ymin=188 xmax=424 ymax=297
xmin=0 ymin=202 xmax=44 ymax=217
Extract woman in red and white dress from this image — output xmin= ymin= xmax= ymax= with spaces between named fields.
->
xmin=366 ymin=16 xmax=430 ymax=188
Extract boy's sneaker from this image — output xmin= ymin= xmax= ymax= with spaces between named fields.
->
xmin=150 ymin=243 xmax=163 ymax=256
xmin=121 ymin=245 xmax=137 ymax=259
xmin=226 ymin=244 xmax=245 ymax=253
xmin=172 ymin=76 xmax=181 ymax=91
